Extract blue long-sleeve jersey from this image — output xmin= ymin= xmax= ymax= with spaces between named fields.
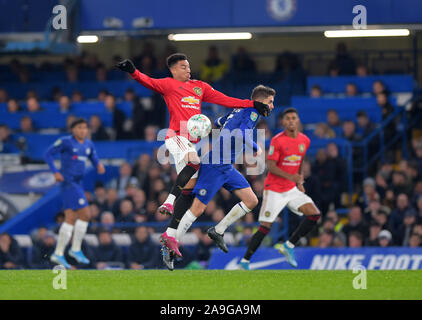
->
xmin=44 ymin=135 xmax=100 ymax=182
xmin=207 ymin=107 xmax=260 ymax=164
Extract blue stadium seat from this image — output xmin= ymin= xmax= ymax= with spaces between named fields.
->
xmin=307 ymin=75 xmax=414 ymax=94
xmin=290 ymin=96 xmax=390 ymax=123
xmin=0 ymin=81 xmax=153 ymax=100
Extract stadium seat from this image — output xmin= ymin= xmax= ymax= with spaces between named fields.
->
xmin=307 ymin=75 xmax=414 ymax=94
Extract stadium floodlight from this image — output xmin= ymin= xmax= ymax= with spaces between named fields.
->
xmin=77 ymin=35 xmax=99 ymax=43
xmin=168 ymin=32 xmax=252 ymax=41
xmin=324 ymin=29 xmax=410 ymax=38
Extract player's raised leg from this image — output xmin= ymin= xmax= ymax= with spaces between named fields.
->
xmin=210 ymin=187 xmax=258 ymax=253
xmin=276 ymin=200 xmax=320 ymax=267
xmin=159 ymin=138 xmax=200 ymax=216
xmin=68 ymin=206 xmax=91 ymax=264
xmin=175 ymin=197 xmax=207 ymax=243
xmin=50 ymin=209 xmax=76 ymax=269
xmin=240 ymin=189 xmax=285 ymax=270
xmin=160 ymin=183 xmax=196 ymax=264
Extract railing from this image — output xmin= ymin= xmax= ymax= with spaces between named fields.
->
xmin=351 ymin=108 xmax=407 ymax=181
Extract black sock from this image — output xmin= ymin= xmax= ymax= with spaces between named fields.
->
xmin=289 ymin=215 xmax=320 ymax=245
xmin=168 ymin=189 xmax=195 ymax=230
xmin=169 ymin=162 xmax=200 ymax=198
xmin=244 ymin=225 xmax=270 ymax=261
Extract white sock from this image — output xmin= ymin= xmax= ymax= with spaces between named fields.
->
xmin=286 ymin=240 xmax=295 ymax=248
xmin=166 ymin=227 xmax=177 ymax=238
xmin=164 ymin=194 xmax=176 ymax=205
xmin=241 ymin=258 xmax=249 ymax=263
xmin=71 ymin=219 xmax=89 ymax=252
xmin=176 ymin=210 xmax=197 ymax=242
xmin=55 ymin=222 xmax=74 ymax=256
xmin=215 ymin=202 xmax=251 ymax=235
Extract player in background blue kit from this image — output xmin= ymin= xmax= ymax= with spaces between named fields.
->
xmin=45 ymin=118 xmax=105 ymax=269
xmin=161 ymin=85 xmax=275 ymax=270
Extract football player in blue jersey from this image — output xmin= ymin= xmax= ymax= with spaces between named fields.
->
xmin=160 ymin=85 xmax=275 ymax=270
xmin=45 ymin=118 xmax=105 ymax=269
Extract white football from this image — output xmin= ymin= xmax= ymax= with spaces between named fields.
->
xmin=187 ymin=114 xmax=212 ymax=139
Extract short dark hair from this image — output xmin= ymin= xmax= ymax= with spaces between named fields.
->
xmin=349 ymin=231 xmax=363 ymax=242
xmin=166 ymin=53 xmax=188 ymax=68
xmin=356 ymin=110 xmax=368 ymax=118
xmin=71 ymin=118 xmax=88 ymax=129
xmin=251 ymin=85 xmax=276 ymax=100
xmin=281 ymin=107 xmax=298 ymax=118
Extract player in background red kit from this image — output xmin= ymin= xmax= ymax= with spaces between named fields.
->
xmin=116 ymin=54 xmax=270 ymax=256
xmin=239 ymin=108 xmax=321 ymax=270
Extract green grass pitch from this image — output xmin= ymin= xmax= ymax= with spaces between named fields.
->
xmin=0 ymin=270 xmax=421 ymax=300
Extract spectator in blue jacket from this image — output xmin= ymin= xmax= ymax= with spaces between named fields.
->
xmin=94 ymin=230 xmax=124 ymax=269
xmin=0 ymin=124 xmax=19 ymax=153
xmin=127 ymin=226 xmax=160 ymax=269
xmin=0 ymin=233 xmax=23 ymax=269
xmin=390 ymin=193 xmax=416 ymax=238
xmin=30 ymin=231 xmax=56 ymax=269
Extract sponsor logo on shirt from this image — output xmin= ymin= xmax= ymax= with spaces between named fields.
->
xmin=181 ymin=96 xmax=200 ymax=105
xmin=73 ymin=155 xmax=88 ymax=161
xmin=181 ymin=105 xmax=200 ymax=110
xmin=282 ymin=154 xmax=302 ymax=166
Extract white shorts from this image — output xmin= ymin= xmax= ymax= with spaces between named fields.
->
xmin=258 ymin=187 xmax=315 ymax=223
xmin=165 ymin=135 xmax=199 ymax=178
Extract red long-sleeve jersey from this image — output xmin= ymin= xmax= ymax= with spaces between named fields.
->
xmin=130 ymin=70 xmax=254 ymax=140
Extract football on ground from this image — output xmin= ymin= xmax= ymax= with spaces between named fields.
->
xmin=0 ymin=270 xmax=421 ymax=300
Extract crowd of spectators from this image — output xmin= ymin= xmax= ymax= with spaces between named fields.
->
xmin=1 ymin=131 xmax=421 ymax=269
xmin=1 ymin=42 xmax=421 ymax=270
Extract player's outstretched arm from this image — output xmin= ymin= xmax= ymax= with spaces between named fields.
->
xmin=88 ymin=143 xmax=105 ymax=174
xmin=202 ymin=83 xmax=270 ymax=116
xmin=116 ymin=59 xmax=168 ymax=94
xmin=239 ymin=122 xmax=259 ymax=154
xmin=44 ymin=139 xmax=65 ymax=181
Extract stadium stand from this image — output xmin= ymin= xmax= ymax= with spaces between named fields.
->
xmin=0 ymin=43 xmax=421 ymax=270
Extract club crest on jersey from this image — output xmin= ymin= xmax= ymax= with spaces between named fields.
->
xmin=54 ymin=139 xmax=62 ymax=147
xmin=86 ymin=148 xmax=91 ymax=155
xmin=269 ymin=145 xmax=274 ymax=155
xmin=265 ymin=211 xmax=271 ymax=217
xmin=193 ymin=87 xmax=202 ymax=96
xmin=299 ymin=144 xmax=305 ymax=153
xmin=199 ymin=189 xmax=207 ymax=196
xmin=250 ymin=112 xmax=258 ymax=121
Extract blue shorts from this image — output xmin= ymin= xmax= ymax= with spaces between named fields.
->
xmin=61 ymin=181 xmax=88 ymax=211
xmin=193 ymin=164 xmax=250 ymax=205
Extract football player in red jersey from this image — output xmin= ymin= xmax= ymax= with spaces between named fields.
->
xmin=116 ymin=54 xmax=270 ymax=254
xmin=239 ymin=108 xmax=321 ymax=270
